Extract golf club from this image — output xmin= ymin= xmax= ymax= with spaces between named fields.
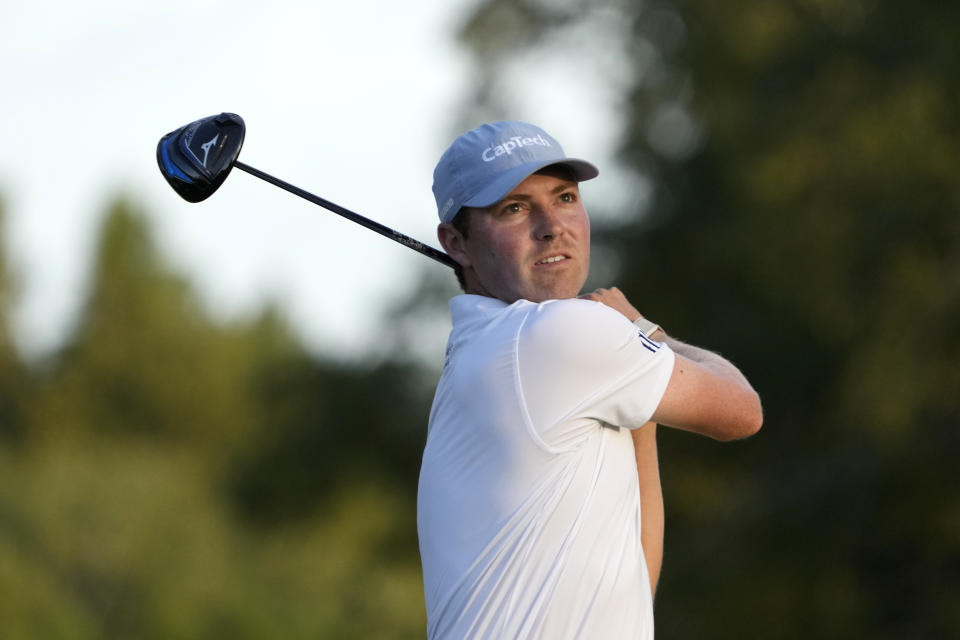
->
xmin=156 ymin=112 xmax=456 ymax=269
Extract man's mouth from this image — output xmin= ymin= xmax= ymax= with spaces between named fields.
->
xmin=535 ymin=255 xmax=568 ymax=265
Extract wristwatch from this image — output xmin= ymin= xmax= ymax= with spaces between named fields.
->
xmin=633 ymin=316 xmax=661 ymax=338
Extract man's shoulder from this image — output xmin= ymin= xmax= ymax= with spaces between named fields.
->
xmin=523 ymin=297 xmax=629 ymax=330
xmin=518 ymin=298 xmax=637 ymax=355
xmin=451 ymin=295 xmax=634 ymax=347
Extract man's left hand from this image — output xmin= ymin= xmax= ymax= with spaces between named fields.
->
xmin=579 ymin=287 xmax=643 ymax=323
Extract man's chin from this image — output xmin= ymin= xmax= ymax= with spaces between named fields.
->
xmin=524 ymin=284 xmax=585 ymax=303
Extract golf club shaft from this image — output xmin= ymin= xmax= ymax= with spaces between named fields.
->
xmin=233 ymin=161 xmax=456 ymax=269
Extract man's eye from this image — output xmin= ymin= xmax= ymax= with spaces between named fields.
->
xmin=503 ymin=203 xmax=522 ymax=214
xmin=559 ymin=192 xmax=576 ymax=203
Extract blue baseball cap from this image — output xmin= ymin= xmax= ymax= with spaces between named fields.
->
xmin=432 ymin=121 xmax=599 ymax=223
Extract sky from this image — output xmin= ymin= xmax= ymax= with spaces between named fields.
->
xmin=0 ymin=0 xmax=635 ymax=363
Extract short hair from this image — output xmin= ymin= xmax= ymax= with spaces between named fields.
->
xmin=450 ymin=207 xmax=472 ymax=291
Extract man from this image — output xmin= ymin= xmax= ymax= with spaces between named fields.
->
xmin=417 ymin=121 xmax=762 ymax=639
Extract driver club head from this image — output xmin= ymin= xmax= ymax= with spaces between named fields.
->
xmin=157 ymin=112 xmax=245 ymax=203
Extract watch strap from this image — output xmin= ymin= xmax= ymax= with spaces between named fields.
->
xmin=633 ymin=316 xmax=661 ymax=338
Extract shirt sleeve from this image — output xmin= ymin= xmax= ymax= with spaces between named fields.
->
xmin=516 ymin=299 xmax=675 ymax=441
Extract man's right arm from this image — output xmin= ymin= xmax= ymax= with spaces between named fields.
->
xmin=651 ymin=331 xmax=763 ymax=441
xmin=578 ymin=287 xmax=763 ymax=442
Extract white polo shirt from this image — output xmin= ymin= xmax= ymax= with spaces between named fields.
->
xmin=417 ymin=295 xmax=675 ymax=639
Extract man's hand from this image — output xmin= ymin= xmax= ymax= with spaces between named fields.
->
xmin=579 ymin=287 xmax=644 ymax=323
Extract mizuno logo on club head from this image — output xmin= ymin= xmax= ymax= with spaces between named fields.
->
xmin=200 ymin=134 xmax=219 ymax=167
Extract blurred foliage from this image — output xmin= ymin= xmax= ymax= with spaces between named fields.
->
xmin=0 ymin=203 xmax=26 ymax=442
xmin=0 ymin=201 xmax=428 ymax=638
xmin=457 ymin=0 xmax=960 ymax=637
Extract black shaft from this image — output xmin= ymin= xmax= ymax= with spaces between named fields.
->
xmin=233 ymin=161 xmax=456 ymax=269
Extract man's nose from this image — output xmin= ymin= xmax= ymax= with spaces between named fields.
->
xmin=532 ymin=204 xmax=564 ymax=240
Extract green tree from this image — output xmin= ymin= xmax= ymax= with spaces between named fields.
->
xmin=455 ymin=1 xmax=960 ymax=637
xmin=29 ymin=198 xmax=266 ymax=452
xmin=0 ymin=197 xmax=428 ymax=638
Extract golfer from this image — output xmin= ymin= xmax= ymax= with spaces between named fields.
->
xmin=418 ymin=121 xmax=762 ymax=639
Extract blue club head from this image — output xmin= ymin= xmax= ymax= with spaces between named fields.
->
xmin=157 ymin=112 xmax=245 ymax=203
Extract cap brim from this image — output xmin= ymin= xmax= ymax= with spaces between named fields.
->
xmin=462 ymin=158 xmax=599 ymax=209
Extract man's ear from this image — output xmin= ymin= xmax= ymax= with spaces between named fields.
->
xmin=438 ymin=223 xmax=472 ymax=268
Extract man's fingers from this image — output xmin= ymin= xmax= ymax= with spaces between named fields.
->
xmin=579 ymin=287 xmax=617 ymax=300
xmin=580 ymin=287 xmax=641 ymax=322
xmin=580 ymin=287 xmax=625 ymax=304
